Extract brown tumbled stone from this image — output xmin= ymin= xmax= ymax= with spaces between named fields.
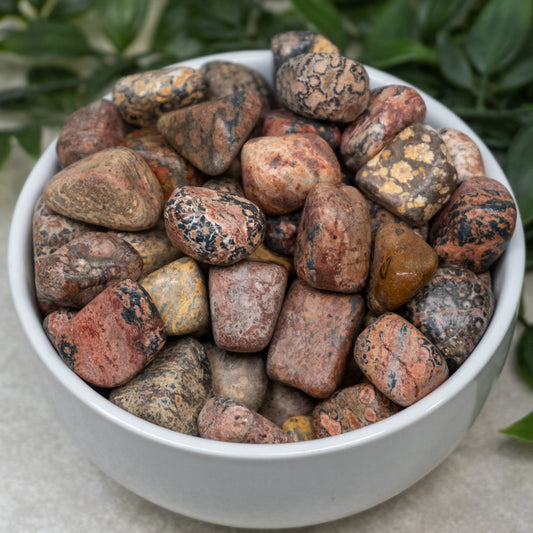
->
xmin=439 ymin=128 xmax=485 ymax=184
xmin=56 ymin=99 xmax=127 ymax=168
xmin=209 ymin=260 xmax=288 ymax=352
xmin=43 ymin=309 xmax=77 ymax=347
xmin=312 ymin=382 xmax=399 ymax=438
xmin=267 ymin=279 xmax=365 ymax=398
xmin=246 ymin=243 xmax=293 ymax=272
xmin=109 ymin=337 xmax=212 ymax=435
xmin=43 ymin=146 xmax=164 ymax=231
xmin=157 ymin=90 xmax=262 ymax=176
xmin=241 ymin=133 xmax=341 ymax=215
xmin=295 ymin=182 xmax=371 ymax=293
xmin=282 ymin=416 xmax=316 ymax=442
xmin=265 ymin=211 xmax=302 ymax=256
xmin=198 ymin=396 xmax=292 ymax=443
xmin=354 ymin=313 xmax=449 ymax=407
xmin=202 ymin=176 xmax=244 ymax=197
xmin=366 ymin=223 xmax=438 ymax=314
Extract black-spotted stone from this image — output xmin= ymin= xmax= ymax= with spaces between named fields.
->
xmin=109 ymin=337 xmax=212 ymax=435
xmin=265 ymin=211 xmax=302 ymax=256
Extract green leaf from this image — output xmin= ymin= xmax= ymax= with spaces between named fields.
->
xmin=436 ymin=32 xmax=474 ymax=91
xmin=501 ymin=410 xmax=533 ymax=442
xmin=465 ymin=0 xmax=532 ymax=75
xmin=27 ymin=0 xmax=47 ymax=11
xmin=517 ymin=326 xmax=533 ymax=388
xmin=362 ymin=38 xmax=437 ymax=68
xmin=497 ymin=56 xmax=533 ymax=92
xmin=0 ymin=0 xmax=18 ymax=16
xmin=48 ymin=0 xmax=93 ymax=20
xmin=366 ymin=0 xmax=420 ymax=43
xmin=151 ymin=0 xmax=188 ymax=53
xmin=13 ymin=125 xmax=41 ymax=159
xmin=418 ymin=0 xmax=474 ymax=40
xmin=0 ymin=132 xmax=11 ymax=169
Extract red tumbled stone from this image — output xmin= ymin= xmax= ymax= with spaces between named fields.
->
xmin=43 ymin=309 xmax=77 ymax=347
xmin=439 ymin=128 xmax=485 ymax=184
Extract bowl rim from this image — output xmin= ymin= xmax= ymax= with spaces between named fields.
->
xmin=8 ymin=49 xmax=526 ymax=461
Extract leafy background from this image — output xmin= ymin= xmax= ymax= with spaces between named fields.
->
xmin=1 ymin=0 xmax=532 ymax=439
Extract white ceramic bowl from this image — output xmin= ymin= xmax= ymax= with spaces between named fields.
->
xmin=8 ymin=50 xmax=526 ymax=529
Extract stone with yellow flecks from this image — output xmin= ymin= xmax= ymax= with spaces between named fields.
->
xmin=282 ymin=416 xmax=316 ymax=442
xmin=140 ymin=256 xmax=209 ymax=337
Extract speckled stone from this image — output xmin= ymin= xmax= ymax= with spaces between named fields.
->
xmin=439 ymin=128 xmax=485 ymax=184
xmin=202 ymin=176 xmax=244 ymax=197
xmin=367 ymin=223 xmax=438 ymax=314
xmin=354 ymin=312 xmax=449 ymax=407
xmin=43 ymin=309 xmax=77 ymax=347
xmin=35 ymin=232 xmax=143 ymax=312
xmin=267 ymin=279 xmax=365 ymax=398
xmin=401 ymin=265 xmax=495 ymax=370
xmin=265 ymin=211 xmax=302 ymax=256
xmin=312 ymin=382 xmax=399 ymax=438
xmin=140 ymin=257 xmax=209 ymax=337
xmin=209 ymin=260 xmax=288 ymax=352
xmin=366 ymin=198 xmax=428 ymax=240
xmin=157 ymin=90 xmax=262 ymax=176
xmin=429 ymin=176 xmax=517 ymax=272
xmin=204 ymin=342 xmax=268 ymax=411
xmin=341 ymin=85 xmax=426 ymax=171
xmin=122 ymin=128 xmax=205 ymax=200
xmin=43 ymin=146 xmax=164 ymax=231
xmin=112 ymin=66 xmax=206 ymax=127
xmin=246 ymin=243 xmax=293 ymax=272
xmin=275 ymin=53 xmax=369 ymax=123
xmin=198 ymin=396 xmax=292 ymax=443
xmin=164 ymin=186 xmax=265 ymax=266
xmin=56 ymin=99 xmax=127 ymax=168
xmin=282 ymin=416 xmax=315 ymax=442
xmin=109 ymin=337 xmax=212 ymax=435
xmin=356 ymin=123 xmax=457 ymax=226
xmin=55 ymin=279 xmax=166 ymax=388
xmin=295 ymin=182 xmax=371 ymax=293
xmin=262 ymin=109 xmax=341 ymax=149
xmin=241 ymin=133 xmax=341 ymax=215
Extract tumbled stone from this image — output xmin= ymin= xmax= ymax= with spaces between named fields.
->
xmin=140 ymin=257 xmax=209 ymax=337
xmin=198 ymin=396 xmax=292 ymax=443
xmin=295 ymin=182 xmax=371 ymax=293
xmin=341 ymin=85 xmax=426 ymax=171
xmin=267 ymin=279 xmax=365 ymax=398
xmin=366 ymin=223 xmax=438 ymax=314
xmin=282 ymin=416 xmax=315 ymax=442
xmin=122 ymin=128 xmax=205 ymax=200
xmin=246 ymin=243 xmax=293 ymax=272
xmin=276 ymin=53 xmax=369 ymax=123
xmin=401 ymin=265 xmax=495 ymax=370
xmin=55 ymin=279 xmax=166 ymax=388
xmin=366 ymin=198 xmax=427 ymax=240
xmin=356 ymin=123 xmax=457 ymax=226
xmin=164 ymin=186 xmax=265 ymax=265
xmin=35 ymin=232 xmax=143 ymax=312
xmin=429 ymin=176 xmax=517 ymax=272
xmin=204 ymin=342 xmax=268 ymax=411
xmin=43 ymin=309 xmax=77 ymax=347
xmin=44 ymin=146 xmax=164 ymax=231
xmin=265 ymin=211 xmax=301 ymax=256
xmin=112 ymin=66 xmax=206 ymax=127
xmin=241 ymin=133 xmax=341 ymax=215
xmin=109 ymin=337 xmax=211 ymax=435
xmin=202 ymin=176 xmax=244 ymax=197
xmin=439 ymin=128 xmax=485 ymax=184
xmin=312 ymin=382 xmax=399 ymax=438
xmin=157 ymin=90 xmax=262 ymax=176
xmin=262 ymin=109 xmax=341 ymax=149
xmin=354 ymin=312 xmax=449 ymax=406
xmin=209 ymin=260 xmax=288 ymax=352
xmin=56 ymin=99 xmax=127 ymax=168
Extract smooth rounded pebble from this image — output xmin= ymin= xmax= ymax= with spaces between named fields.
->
xmin=439 ymin=128 xmax=485 ymax=184
xmin=265 ymin=211 xmax=302 ymax=256
xmin=282 ymin=416 xmax=316 ymax=442
xmin=43 ymin=309 xmax=76 ymax=347
xmin=366 ymin=198 xmax=428 ymax=240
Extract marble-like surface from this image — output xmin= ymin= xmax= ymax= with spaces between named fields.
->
xmin=2 ymin=143 xmax=533 ymax=532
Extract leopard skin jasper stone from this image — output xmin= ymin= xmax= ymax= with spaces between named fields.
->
xmin=209 ymin=260 xmax=288 ymax=352
xmin=246 ymin=243 xmax=293 ymax=273
xmin=295 ymin=182 xmax=371 ymax=293
xmin=271 ymin=31 xmax=340 ymax=75
xmin=267 ymin=279 xmax=365 ymax=398
xmin=157 ymin=90 xmax=262 ymax=176
xmin=282 ymin=416 xmax=315 ymax=442
xmin=354 ymin=312 xmax=449 ymax=407
xmin=367 ymin=223 xmax=438 ymax=314
xmin=35 ymin=231 xmax=143 ymax=312
xmin=122 ymin=128 xmax=205 ymax=200
xmin=341 ymin=84 xmax=426 ymax=171
xmin=429 ymin=176 xmax=517 ymax=272
xmin=204 ymin=342 xmax=268 ymax=411
xmin=366 ymin=198 xmax=428 ymax=240
xmin=355 ymin=123 xmax=457 ymax=226
xmin=43 ymin=146 xmax=164 ymax=231
xmin=275 ymin=53 xmax=370 ymax=123
xmin=265 ymin=211 xmax=302 ymax=256
xmin=56 ymin=99 xmax=127 ymax=168
xmin=401 ymin=266 xmax=495 ymax=371
xmin=439 ymin=128 xmax=485 ymax=184
xmin=262 ymin=109 xmax=341 ymax=149
xmin=43 ymin=309 xmax=77 ymax=347
xmin=241 ymin=133 xmax=341 ymax=215
xmin=202 ymin=176 xmax=244 ymax=197
xmin=109 ymin=337 xmax=212 ymax=435
xmin=55 ymin=279 xmax=166 ymax=388
xmin=140 ymin=256 xmax=209 ymax=337
xmin=198 ymin=396 xmax=292 ymax=443
xmin=164 ymin=186 xmax=266 ymax=266
xmin=112 ymin=66 xmax=206 ymax=127
xmin=312 ymin=382 xmax=399 ymax=438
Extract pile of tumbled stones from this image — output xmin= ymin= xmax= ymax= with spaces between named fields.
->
xmin=34 ymin=31 xmax=517 ymax=444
